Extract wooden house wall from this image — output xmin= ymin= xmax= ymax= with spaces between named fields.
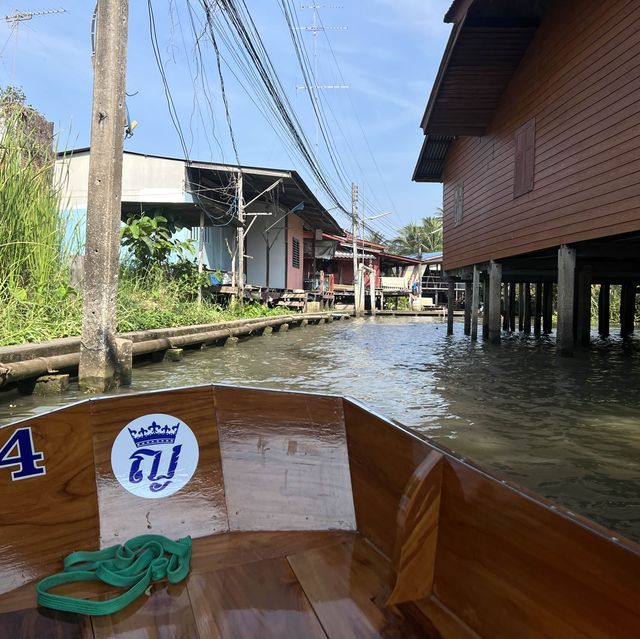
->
xmin=442 ymin=0 xmax=640 ymax=270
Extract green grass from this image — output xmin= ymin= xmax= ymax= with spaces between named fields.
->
xmin=0 ymin=103 xmax=293 ymax=348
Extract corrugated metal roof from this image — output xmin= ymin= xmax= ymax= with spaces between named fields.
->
xmin=412 ymin=135 xmax=455 ymax=183
xmin=334 ymin=250 xmax=375 ymax=260
xmin=413 ymin=0 xmax=552 ymax=183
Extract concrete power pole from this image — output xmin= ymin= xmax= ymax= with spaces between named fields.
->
xmin=351 ymin=182 xmax=363 ymax=317
xmin=236 ymin=170 xmax=245 ymax=302
xmin=78 ymin=0 xmax=130 ymax=392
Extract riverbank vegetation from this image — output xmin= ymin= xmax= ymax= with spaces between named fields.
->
xmin=0 ymin=89 xmax=291 ymax=348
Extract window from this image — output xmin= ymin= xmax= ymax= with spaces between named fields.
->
xmin=453 ymin=184 xmax=464 ymax=226
xmin=292 ymin=237 xmax=300 ymax=269
xmin=514 ymin=118 xmax=536 ymax=198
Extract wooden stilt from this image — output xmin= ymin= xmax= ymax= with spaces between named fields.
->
xmin=557 ymin=245 xmax=576 ymax=353
xmin=482 ymin=273 xmax=490 ymax=339
xmin=534 ymin=282 xmax=542 ymax=337
xmin=464 ymin=282 xmax=472 ymax=336
xmin=502 ymin=284 xmax=510 ymax=331
xmin=447 ymin=280 xmax=455 ymax=336
xmin=542 ymin=283 xmax=553 ymax=334
xmin=598 ymin=283 xmax=610 ymax=338
xmin=576 ymin=266 xmax=592 ymax=347
xmin=488 ymin=261 xmax=502 ymax=343
xmin=518 ymin=283 xmax=524 ymax=332
xmin=471 ymin=266 xmax=480 ymax=341
xmin=509 ymin=283 xmax=516 ymax=332
xmin=523 ymin=283 xmax=532 ymax=334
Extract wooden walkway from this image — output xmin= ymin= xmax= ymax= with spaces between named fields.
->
xmin=0 ymin=531 xmax=423 ymax=638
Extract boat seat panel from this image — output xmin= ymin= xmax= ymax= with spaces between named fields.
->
xmin=92 ymin=386 xmax=229 ymax=546
xmin=215 ymin=386 xmax=356 ymax=531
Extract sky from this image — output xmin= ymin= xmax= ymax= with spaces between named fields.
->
xmin=0 ymin=0 xmax=452 ymax=239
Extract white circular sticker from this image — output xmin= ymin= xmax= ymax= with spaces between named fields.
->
xmin=111 ymin=413 xmax=199 ymax=499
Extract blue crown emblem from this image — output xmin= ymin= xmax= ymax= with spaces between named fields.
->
xmin=128 ymin=421 xmax=179 ymax=448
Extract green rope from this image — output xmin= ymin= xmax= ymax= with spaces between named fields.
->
xmin=36 ymin=534 xmax=192 ymax=616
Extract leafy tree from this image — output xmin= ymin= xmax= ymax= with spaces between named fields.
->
xmin=121 ymin=214 xmax=195 ymax=268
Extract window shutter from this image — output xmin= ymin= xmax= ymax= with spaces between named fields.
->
xmin=514 ymin=118 xmax=535 ymax=198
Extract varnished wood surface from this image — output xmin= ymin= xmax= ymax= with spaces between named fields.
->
xmin=90 ymin=582 xmax=198 ymax=639
xmin=288 ymin=537 xmax=425 ymax=638
xmin=189 ymin=556 xmax=327 ymax=638
xmin=343 ymin=398 xmax=431 ymax=557
xmin=214 ymin=386 xmax=356 ymax=531
xmin=0 ymin=607 xmax=92 ymax=639
xmin=0 ymin=403 xmax=99 ymax=595
xmin=91 ymin=386 xmax=228 ymax=546
xmin=0 ymin=386 xmax=639 ymax=638
xmin=441 ymin=0 xmax=640 ymax=269
xmin=388 ymin=451 xmax=443 ymax=605
xmin=432 ymin=457 xmax=640 ymax=638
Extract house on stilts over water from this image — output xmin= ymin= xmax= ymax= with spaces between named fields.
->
xmin=413 ymin=0 xmax=640 ymax=351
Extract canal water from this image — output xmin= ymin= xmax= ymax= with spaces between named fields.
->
xmin=1 ymin=317 xmax=639 ymax=542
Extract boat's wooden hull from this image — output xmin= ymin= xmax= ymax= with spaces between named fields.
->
xmin=0 ymin=384 xmax=637 ymax=637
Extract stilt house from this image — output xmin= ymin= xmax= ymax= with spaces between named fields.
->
xmin=413 ymin=0 xmax=640 ymax=349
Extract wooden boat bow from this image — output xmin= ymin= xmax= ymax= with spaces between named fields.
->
xmin=0 ymin=384 xmax=637 ymax=637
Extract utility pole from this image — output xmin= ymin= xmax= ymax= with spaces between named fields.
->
xmin=236 ymin=170 xmax=245 ymax=302
xmin=351 ymin=182 xmax=363 ymax=317
xmin=78 ymin=0 xmax=129 ymax=392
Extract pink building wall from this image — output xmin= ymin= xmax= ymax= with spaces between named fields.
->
xmin=286 ymin=214 xmax=304 ymax=290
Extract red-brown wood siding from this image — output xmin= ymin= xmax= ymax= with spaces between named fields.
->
xmin=442 ymin=0 xmax=640 ymax=270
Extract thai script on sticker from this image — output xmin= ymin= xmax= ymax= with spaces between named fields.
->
xmin=111 ymin=413 xmax=199 ymax=499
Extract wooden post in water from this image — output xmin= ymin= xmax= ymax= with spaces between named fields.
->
xmin=464 ymin=281 xmax=472 ymax=336
xmin=482 ymin=273 xmax=490 ymax=339
xmin=518 ymin=283 xmax=524 ymax=332
xmin=576 ymin=265 xmax=592 ymax=347
xmin=598 ymin=283 xmax=610 ymax=338
xmin=534 ymin=282 xmax=542 ymax=337
xmin=197 ymin=210 xmax=205 ymax=305
xmin=471 ymin=266 xmax=480 ymax=340
xmin=488 ymin=261 xmax=502 ymax=343
xmin=523 ymin=283 xmax=532 ymax=334
xmin=502 ymin=283 xmax=509 ymax=331
xmin=508 ymin=283 xmax=516 ymax=332
xmin=447 ymin=280 xmax=455 ymax=336
xmin=557 ymin=244 xmax=576 ymax=353
xmin=542 ymin=282 xmax=553 ymax=334
xmin=369 ymin=271 xmax=376 ymax=317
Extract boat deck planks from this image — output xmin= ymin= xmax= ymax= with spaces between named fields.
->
xmin=0 ymin=607 xmax=92 ymax=639
xmin=0 ymin=531 xmax=427 ymax=639
xmin=288 ymin=537 xmax=426 ymax=638
xmin=188 ymin=556 xmax=327 ymax=639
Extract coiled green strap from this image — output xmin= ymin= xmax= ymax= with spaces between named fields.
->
xmin=36 ymin=534 xmax=192 ymax=616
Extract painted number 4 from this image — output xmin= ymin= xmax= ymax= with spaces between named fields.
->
xmin=0 ymin=427 xmax=46 ymax=480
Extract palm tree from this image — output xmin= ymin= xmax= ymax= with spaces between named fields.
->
xmin=387 ymin=211 xmax=443 ymax=257
xmin=366 ymin=230 xmax=386 ymax=244
xmin=420 ymin=215 xmax=443 ymax=253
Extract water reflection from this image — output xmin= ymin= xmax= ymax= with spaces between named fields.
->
xmin=1 ymin=317 xmax=638 ymax=541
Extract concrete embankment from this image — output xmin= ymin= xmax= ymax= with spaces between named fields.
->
xmin=0 ymin=312 xmax=348 ymax=391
